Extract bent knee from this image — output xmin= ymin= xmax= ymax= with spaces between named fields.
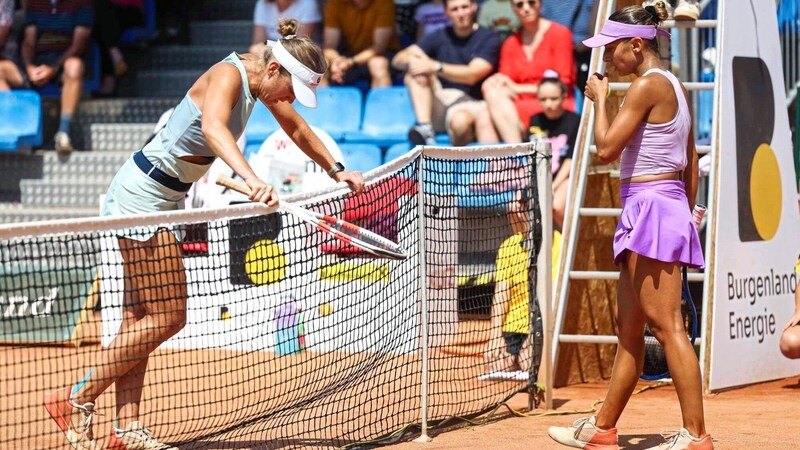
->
xmin=780 ymin=327 xmax=800 ymax=359
xmin=62 ymin=57 xmax=85 ymax=78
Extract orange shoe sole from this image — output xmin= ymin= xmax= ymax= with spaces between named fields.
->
xmin=43 ymin=387 xmax=71 ymax=433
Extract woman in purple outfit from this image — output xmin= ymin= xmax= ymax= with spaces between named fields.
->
xmin=547 ymin=3 xmax=713 ymax=450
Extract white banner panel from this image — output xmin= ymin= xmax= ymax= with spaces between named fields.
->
xmin=709 ymin=0 xmax=800 ymax=390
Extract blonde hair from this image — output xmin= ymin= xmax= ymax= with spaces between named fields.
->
xmin=262 ymin=18 xmax=327 ymax=75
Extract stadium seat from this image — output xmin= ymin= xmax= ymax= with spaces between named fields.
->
xmin=384 ymin=142 xmax=414 ymax=163
xmin=343 ymin=86 xmax=417 ymax=146
xmin=0 ymin=90 xmax=43 ymax=151
xmin=294 ymin=87 xmax=362 ymax=141
xmin=119 ymin=0 xmax=158 ymax=44
xmin=338 ymin=143 xmax=383 ymax=173
xmin=245 ymin=101 xmax=280 ymax=146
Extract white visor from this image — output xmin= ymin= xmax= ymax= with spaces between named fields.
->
xmin=268 ymin=39 xmax=323 ymax=108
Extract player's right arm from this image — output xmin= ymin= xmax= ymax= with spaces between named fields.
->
xmin=196 ymin=64 xmax=276 ymax=205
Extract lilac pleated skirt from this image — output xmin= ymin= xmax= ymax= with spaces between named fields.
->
xmin=613 ymin=180 xmax=704 ymax=268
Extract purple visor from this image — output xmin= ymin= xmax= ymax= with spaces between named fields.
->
xmin=582 ymin=20 xmax=671 ymax=48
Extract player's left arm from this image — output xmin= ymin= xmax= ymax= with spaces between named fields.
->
xmin=269 ymin=101 xmax=364 ymax=192
xmin=681 ymin=84 xmax=699 ymax=209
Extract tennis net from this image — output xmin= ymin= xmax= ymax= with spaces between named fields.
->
xmin=0 ymin=143 xmax=551 ymax=448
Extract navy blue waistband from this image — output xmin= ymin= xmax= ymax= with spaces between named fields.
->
xmin=133 ymin=151 xmax=193 ymax=193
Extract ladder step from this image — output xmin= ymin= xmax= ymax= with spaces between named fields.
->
xmin=570 ymin=271 xmax=705 ymax=282
xmin=661 ymin=19 xmax=718 ymax=29
xmin=588 ymin=145 xmax=711 ymax=155
xmin=579 ymin=207 xmax=621 ymax=217
xmin=610 ymin=82 xmax=714 ymax=91
xmin=560 ymin=335 xmax=619 ymax=344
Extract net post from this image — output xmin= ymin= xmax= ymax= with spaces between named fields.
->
xmin=414 ymin=150 xmax=432 ymax=443
xmin=534 ymin=141 xmax=554 ymax=411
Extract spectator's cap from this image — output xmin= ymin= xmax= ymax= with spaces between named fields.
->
xmin=582 ymin=20 xmax=671 ymax=48
xmin=268 ymin=39 xmax=323 ymax=108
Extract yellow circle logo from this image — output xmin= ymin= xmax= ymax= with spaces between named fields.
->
xmin=244 ymin=239 xmax=286 ymax=285
xmin=749 ymin=143 xmax=782 ymax=240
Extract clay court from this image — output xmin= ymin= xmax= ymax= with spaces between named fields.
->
xmin=389 ymin=376 xmax=800 ymax=450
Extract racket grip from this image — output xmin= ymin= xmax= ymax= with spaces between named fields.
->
xmin=692 ymin=204 xmax=707 ymax=231
xmin=216 ymin=174 xmax=252 ymax=195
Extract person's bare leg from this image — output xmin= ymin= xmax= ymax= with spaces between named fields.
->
xmin=595 ymin=254 xmax=646 ymax=430
xmin=552 ymin=180 xmax=568 ymax=231
xmin=634 ymin=254 xmax=707 ymax=438
xmin=473 ymin=103 xmax=500 ymax=143
xmin=780 ymin=325 xmax=800 ymax=359
xmin=367 ymin=55 xmax=392 ymax=88
xmin=71 ymin=229 xmax=188 ymax=421
xmin=60 ymin=57 xmax=84 ymax=117
xmin=0 ymin=60 xmax=24 ymax=91
xmin=447 ymin=109 xmax=475 ymax=146
xmin=405 ymin=73 xmax=434 ymax=123
xmin=483 ymin=86 xmax=523 ymax=143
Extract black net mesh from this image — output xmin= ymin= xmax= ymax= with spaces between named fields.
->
xmin=1 ymin=146 xmax=546 ymax=449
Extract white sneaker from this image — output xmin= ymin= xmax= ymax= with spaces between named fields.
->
xmin=55 ymin=131 xmax=74 ymax=155
xmin=107 ymin=421 xmax=177 ymax=450
xmin=674 ymin=0 xmax=700 ymax=20
xmin=547 ymin=416 xmax=619 ymax=449
xmin=644 ymin=428 xmax=714 ymax=449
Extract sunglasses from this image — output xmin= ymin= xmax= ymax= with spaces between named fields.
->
xmin=514 ymin=0 xmax=539 ymax=8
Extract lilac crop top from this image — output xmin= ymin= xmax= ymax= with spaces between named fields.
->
xmin=619 ymin=68 xmax=691 ymax=179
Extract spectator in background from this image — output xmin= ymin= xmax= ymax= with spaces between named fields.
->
xmin=414 ymin=0 xmax=449 ymax=40
xmin=779 ymin=257 xmax=800 ymax=359
xmin=0 ymin=0 xmax=95 ymax=154
xmin=477 ymin=0 xmax=518 ymax=41
xmin=528 ymin=73 xmax=579 ymax=231
xmin=392 ymin=0 xmax=501 ymax=146
xmin=250 ymin=0 xmax=322 ymax=56
xmin=541 ymin=0 xmax=596 ymax=90
xmin=92 ymin=0 xmax=144 ymax=95
xmin=0 ymin=0 xmax=12 ymax=56
xmin=322 ymin=0 xmax=398 ymax=88
xmin=482 ymin=0 xmax=574 ymax=143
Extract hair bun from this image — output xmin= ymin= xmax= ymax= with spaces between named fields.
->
xmin=543 ymin=69 xmax=560 ymax=79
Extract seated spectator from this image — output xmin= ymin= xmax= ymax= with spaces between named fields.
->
xmin=780 ymin=257 xmax=800 ymax=359
xmin=477 ymin=0 xmax=518 ymax=41
xmin=540 ymin=0 xmax=596 ymax=90
xmin=0 ymin=0 xmax=11 ymax=55
xmin=0 ymin=0 xmax=94 ymax=154
xmin=484 ymin=189 xmax=535 ymax=375
xmin=249 ymin=0 xmax=322 ymax=56
xmin=414 ymin=0 xmax=450 ymax=40
xmin=528 ymin=73 xmax=579 ymax=231
xmin=92 ymin=0 xmax=144 ymax=95
xmin=322 ymin=0 xmax=398 ymax=88
xmin=391 ymin=0 xmax=501 ymax=146
xmin=482 ymin=0 xmax=575 ymax=143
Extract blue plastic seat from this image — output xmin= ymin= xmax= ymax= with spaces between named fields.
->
xmin=343 ymin=87 xmax=417 ymax=146
xmin=120 ymin=0 xmax=158 ymax=44
xmin=384 ymin=142 xmax=414 ymax=163
xmin=0 ymin=90 xmax=43 ymax=151
xmin=338 ymin=143 xmax=383 ymax=173
xmin=294 ymin=87 xmax=362 ymax=141
xmin=245 ymin=101 xmax=281 ymax=146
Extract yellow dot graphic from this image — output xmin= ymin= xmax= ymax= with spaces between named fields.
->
xmin=245 ymin=239 xmax=286 ymax=285
xmin=749 ymin=143 xmax=781 ymax=241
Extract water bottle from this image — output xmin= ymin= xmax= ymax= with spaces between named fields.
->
xmin=692 ymin=204 xmax=707 ymax=231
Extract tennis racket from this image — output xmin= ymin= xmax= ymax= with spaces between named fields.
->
xmin=216 ymin=175 xmax=408 ymax=260
xmin=640 ymin=266 xmax=698 ymax=380
xmin=641 ymin=205 xmax=705 ymax=380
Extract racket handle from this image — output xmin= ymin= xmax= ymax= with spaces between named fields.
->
xmin=216 ymin=174 xmax=252 ymax=196
xmin=692 ymin=204 xmax=707 ymax=231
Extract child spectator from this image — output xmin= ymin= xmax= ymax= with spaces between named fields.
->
xmin=528 ymin=73 xmax=579 ymax=231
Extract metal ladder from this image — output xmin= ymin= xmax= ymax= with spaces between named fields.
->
xmin=548 ymin=0 xmax=721 ymax=394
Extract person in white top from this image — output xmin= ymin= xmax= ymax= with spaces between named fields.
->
xmin=250 ymin=0 xmax=322 ymax=55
